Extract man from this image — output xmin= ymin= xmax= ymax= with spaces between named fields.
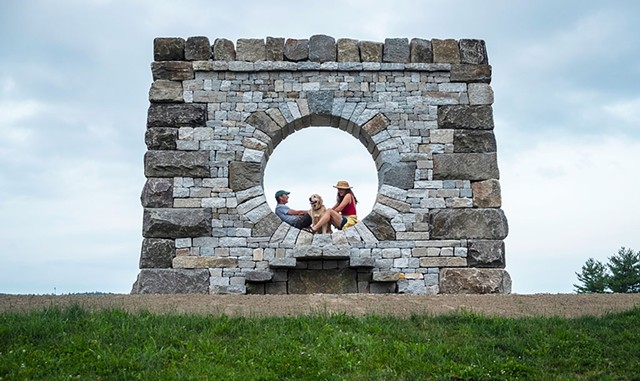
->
xmin=274 ymin=190 xmax=312 ymax=229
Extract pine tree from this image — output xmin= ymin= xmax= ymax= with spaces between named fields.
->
xmin=607 ymin=247 xmax=640 ymax=293
xmin=574 ymin=258 xmax=608 ymax=294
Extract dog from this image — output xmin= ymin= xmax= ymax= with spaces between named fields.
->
xmin=308 ymin=194 xmax=332 ymax=234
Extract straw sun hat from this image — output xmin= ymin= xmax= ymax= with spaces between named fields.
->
xmin=333 ymin=180 xmax=353 ymax=190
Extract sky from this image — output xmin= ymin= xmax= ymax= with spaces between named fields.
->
xmin=1 ymin=0 xmax=639 ymax=295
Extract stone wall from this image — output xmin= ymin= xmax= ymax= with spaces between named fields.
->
xmin=131 ymin=35 xmax=511 ymax=295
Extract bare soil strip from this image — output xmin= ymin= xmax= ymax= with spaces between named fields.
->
xmin=2 ymin=293 xmax=640 ymax=318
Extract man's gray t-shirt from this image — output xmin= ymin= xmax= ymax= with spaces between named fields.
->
xmin=275 ymin=204 xmax=298 ymax=225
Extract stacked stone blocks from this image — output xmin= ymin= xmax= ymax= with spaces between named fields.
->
xmin=132 ymin=35 xmax=510 ymax=295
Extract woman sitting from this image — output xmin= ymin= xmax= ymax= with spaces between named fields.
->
xmin=307 ymin=180 xmax=358 ymax=233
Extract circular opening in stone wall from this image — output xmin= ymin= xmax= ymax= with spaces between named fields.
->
xmin=264 ymin=127 xmax=378 ymax=221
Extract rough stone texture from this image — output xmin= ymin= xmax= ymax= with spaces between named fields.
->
xmin=460 ymin=39 xmax=488 ymax=65
xmin=453 ymin=130 xmax=496 ymax=153
xmin=359 ymin=41 xmax=383 ymax=62
xmin=266 ymin=37 xmax=284 ymax=61
xmin=245 ymin=111 xmax=281 ymax=138
xmin=141 ymin=178 xmax=173 ymax=208
xmin=185 ymin=36 xmax=211 ymax=60
xmin=397 ymin=279 xmax=428 ymax=294
xmin=132 ymin=268 xmax=210 ymax=294
xmin=471 ymin=179 xmax=502 ymax=208
xmin=147 ymin=104 xmax=207 ymax=127
xmin=432 ymin=153 xmax=499 ymax=181
xmin=153 ymin=37 xmax=185 ymax=61
xmin=362 ymin=113 xmax=389 ymax=136
xmin=420 ymin=257 xmax=467 ymax=267
xmin=309 ymin=34 xmax=336 ymax=62
xmin=236 ymin=39 xmax=266 ymax=62
xmin=439 ymin=268 xmax=511 ymax=294
xmin=253 ymin=213 xmax=282 ymax=237
xmin=321 ymin=246 xmax=351 ymax=259
xmin=337 ymin=39 xmax=360 ymax=62
xmin=307 ymin=91 xmax=334 ymax=115
xmin=213 ymin=38 xmax=236 ymax=61
xmin=372 ymin=271 xmax=401 ymax=282
xmin=410 ymin=38 xmax=433 ymax=63
xmin=380 ymin=162 xmax=417 ymax=189
xmin=284 ymin=39 xmax=309 ymax=62
xmin=376 ymin=194 xmax=410 ymax=213
xmin=383 ymin=38 xmax=410 ymax=63
xmin=362 ymin=212 xmax=396 ymax=241
xmin=438 ymin=105 xmax=494 ymax=130
xmin=228 ymin=161 xmax=261 ymax=191
xmin=151 ymin=61 xmax=194 ymax=81
xmin=432 ymin=39 xmax=461 ymax=64
xmin=145 ymin=128 xmax=177 ymax=150
xmin=468 ymin=83 xmax=494 ymax=105
xmin=144 ymin=151 xmax=210 ymax=178
xmin=288 ymin=269 xmax=357 ymax=294
xmin=450 ymin=64 xmax=492 ymax=83
xmin=149 ymin=80 xmax=182 ymax=103
xmin=350 ymin=258 xmax=375 ymax=268
xmin=143 ymin=208 xmax=212 ymax=238
xmin=245 ymin=271 xmax=273 ymax=282
xmin=173 ymin=256 xmax=237 ymax=269
xmin=269 ymin=258 xmax=297 ymax=268
xmin=467 ymin=240 xmax=505 ymax=268
xmin=139 ymin=238 xmax=175 ymax=268
xmin=430 ymin=209 xmax=508 ymax=240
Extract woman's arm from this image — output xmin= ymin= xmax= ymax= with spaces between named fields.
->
xmin=333 ymin=194 xmax=352 ymax=213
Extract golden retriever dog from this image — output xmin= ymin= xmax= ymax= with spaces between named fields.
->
xmin=308 ymin=194 xmax=332 ymax=234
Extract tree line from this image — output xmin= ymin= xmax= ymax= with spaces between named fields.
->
xmin=574 ymin=247 xmax=640 ymax=293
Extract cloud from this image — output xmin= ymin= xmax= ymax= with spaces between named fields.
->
xmin=603 ymin=97 xmax=640 ymax=126
xmin=501 ymin=135 xmax=640 ymax=292
xmin=0 ymin=99 xmax=48 ymax=167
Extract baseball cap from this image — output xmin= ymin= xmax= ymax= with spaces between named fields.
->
xmin=275 ymin=190 xmax=290 ymax=199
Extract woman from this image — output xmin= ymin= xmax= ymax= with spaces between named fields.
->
xmin=307 ymin=180 xmax=358 ymax=233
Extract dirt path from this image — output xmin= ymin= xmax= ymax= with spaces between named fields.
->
xmin=2 ymin=293 xmax=640 ymax=318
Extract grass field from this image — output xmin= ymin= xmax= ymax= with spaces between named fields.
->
xmin=1 ymin=306 xmax=639 ymax=380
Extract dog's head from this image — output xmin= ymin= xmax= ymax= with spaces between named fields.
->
xmin=309 ymin=194 xmax=324 ymax=210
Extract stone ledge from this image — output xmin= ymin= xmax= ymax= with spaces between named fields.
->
xmin=372 ymin=271 xmax=401 ymax=282
xmin=190 ymin=60 xmax=455 ymax=73
xmin=349 ymin=258 xmax=376 ymax=268
xmin=269 ymin=258 xmax=297 ymax=268
xmin=172 ymin=256 xmax=237 ymax=269
xmin=245 ymin=271 xmax=273 ymax=283
xmin=291 ymin=245 xmax=351 ymax=259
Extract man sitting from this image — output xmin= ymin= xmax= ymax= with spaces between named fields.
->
xmin=274 ymin=190 xmax=312 ymax=229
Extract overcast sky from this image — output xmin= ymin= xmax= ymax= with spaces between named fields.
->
xmin=1 ymin=1 xmax=639 ymax=295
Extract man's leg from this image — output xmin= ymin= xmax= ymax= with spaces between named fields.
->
xmin=294 ymin=213 xmax=312 ymax=229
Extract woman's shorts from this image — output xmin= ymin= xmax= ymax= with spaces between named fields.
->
xmin=338 ymin=215 xmax=358 ymax=230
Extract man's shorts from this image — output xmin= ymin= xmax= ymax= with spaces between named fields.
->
xmin=293 ymin=213 xmax=312 ymax=229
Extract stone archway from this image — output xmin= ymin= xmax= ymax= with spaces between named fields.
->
xmin=133 ymin=35 xmax=511 ymax=295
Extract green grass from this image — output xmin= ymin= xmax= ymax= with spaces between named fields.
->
xmin=1 ymin=306 xmax=640 ymax=380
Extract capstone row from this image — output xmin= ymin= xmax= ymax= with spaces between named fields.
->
xmin=153 ymin=35 xmax=488 ymax=65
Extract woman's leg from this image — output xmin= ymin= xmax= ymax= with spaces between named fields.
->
xmin=311 ymin=209 xmax=342 ymax=232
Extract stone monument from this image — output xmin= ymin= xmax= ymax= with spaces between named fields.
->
xmin=132 ymin=35 xmax=511 ymax=295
